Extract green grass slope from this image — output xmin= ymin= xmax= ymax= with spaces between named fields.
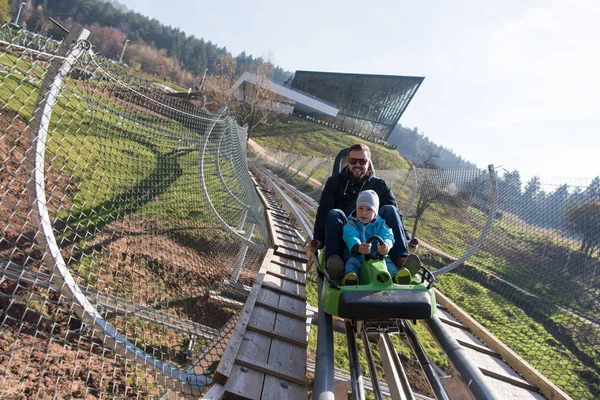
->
xmin=252 ymin=117 xmax=411 ymax=171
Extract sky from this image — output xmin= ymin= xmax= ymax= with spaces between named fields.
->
xmin=116 ymin=0 xmax=599 ymax=184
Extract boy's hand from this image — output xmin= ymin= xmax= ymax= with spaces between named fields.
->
xmin=358 ymin=242 xmax=371 ymax=254
xmin=377 ymin=243 xmax=389 ymax=255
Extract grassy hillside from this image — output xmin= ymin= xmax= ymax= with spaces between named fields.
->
xmin=252 ymin=117 xmax=411 ymax=171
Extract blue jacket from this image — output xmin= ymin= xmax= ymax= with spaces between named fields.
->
xmin=343 ymin=214 xmax=395 ymax=263
xmin=313 ymin=166 xmax=396 ymax=243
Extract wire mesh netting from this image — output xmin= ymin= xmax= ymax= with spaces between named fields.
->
xmin=2 ymin=20 xmax=599 ymax=400
xmin=249 ymin=146 xmax=332 ymax=200
xmin=255 ymin=150 xmax=599 ymax=399
xmin=0 ymin=24 xmax=269 ymax=398
xmin=433 ymin=174 xmax=599 ymax=400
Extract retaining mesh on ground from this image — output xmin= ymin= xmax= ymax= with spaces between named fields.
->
xmin=1 ymin=24 xmax=269 ymax=398
xmin=257 ymin=149 xmax=599 ymax=399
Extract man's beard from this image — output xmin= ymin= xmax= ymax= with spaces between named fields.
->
xmin=349 ymin=167 xmax=366 ymax=181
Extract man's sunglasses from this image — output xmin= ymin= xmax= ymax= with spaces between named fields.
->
xmin=348 ymin=158 xmax=368 ymax=166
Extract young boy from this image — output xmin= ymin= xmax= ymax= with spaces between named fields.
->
xmin=342 ymin=190 xmax=412 ymax=285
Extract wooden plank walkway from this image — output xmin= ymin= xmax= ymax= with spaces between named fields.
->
xmin=208 ymin=184 xmax=309 ymax=399
xmin=434 ymin=290 xmax=570 ymax=400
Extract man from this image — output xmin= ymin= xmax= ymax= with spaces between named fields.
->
xmin=307 ymin=143 xmax=417 ymax=279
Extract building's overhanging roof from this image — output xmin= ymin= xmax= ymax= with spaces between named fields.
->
xmin=231 ymin=72 xmax=339 ymax=117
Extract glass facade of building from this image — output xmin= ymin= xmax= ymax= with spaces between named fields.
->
xmin=290 ymin=71 xmax=423 ymax=141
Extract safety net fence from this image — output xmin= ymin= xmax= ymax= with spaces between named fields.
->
xmin=255 ymin=150 xmax=599 ymax=399
xmin=0 ymin=24 xmax=270 ymax=398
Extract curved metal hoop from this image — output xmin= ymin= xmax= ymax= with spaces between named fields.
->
xmin=25 ymin=25 xmax=209 ymax=393
xmin=198 ymin=107 xmax=264 ymax=248
xmin=433 ymin=165 xmax=498 ymax=276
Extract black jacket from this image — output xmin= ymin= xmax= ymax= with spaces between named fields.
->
xmin=313 ymin=166 xmax=397 ymax=243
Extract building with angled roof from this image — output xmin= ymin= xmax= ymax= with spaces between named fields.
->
xmin=289 ymin=71 xmax=423 ymax=141
xmin=231 ymin=72 xmax=339 ymax=117
xmin=229 ymin=70 xmax=423 ymax=142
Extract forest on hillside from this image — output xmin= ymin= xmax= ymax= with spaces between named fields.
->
xmin=4 ymin=0 xmax=291 ymax=86
xmin=388 ymin=124 xmax=477 ymax=170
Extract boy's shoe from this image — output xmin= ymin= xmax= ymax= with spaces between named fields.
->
xmin=343 ymin=272 xmax=359 ymax=286
xmin=402 ymin=254 xmax=422 ymax=277
xmin=325 ymin=255 xmax=344 ymax=280
xmin=394 ymin=268 xmax=412 ymax=285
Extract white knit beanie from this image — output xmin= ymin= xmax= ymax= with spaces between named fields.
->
xmin=357 ymin=190 xmax=379 ymax=215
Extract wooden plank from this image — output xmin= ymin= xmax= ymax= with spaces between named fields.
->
xmin=480 ymin=368 xmax=541 ymax=392
xmin=202 ymin=383 xmax=226 ymax=399
xmin=271 ymin=259 xmax=305 ymax=273
xmin=263 ymin=275 xmax=306 ymax=300
xmin=213 ymin=250 xmax=273 ymax=385
xmin=276 ymin=237 xmax=304 ymax=249
xmin=274 ymin=247 xmax=308 ymax=263
xmin=235 ymin=355 xmax=309 ymax=387
xmin=274 ymin=312 xmax=309 ymax=344
xmin=274 ymin=220 xmax=295 ymax=228
xmin=261 ymin=283 xmax=306 ymax=302
xmin=266 ymin=262 xmax=306 ymax=284
xmin=434 ymin=289 xmax=571 ymax=400
xmin=255 ymin=301 xmax=306 ymax=321
xmin=278 ymin=237 xmax=305 ymax=247
xmin=267 ymin=338 xmax=308 ymax=385
xmin=275 ymin=229 xmax=298 ymax=239
xmin=273 ymin=254 xmax=305 ymax=265
xmin=273 ymin=217 xmax=293 ymax=226
xmin=247 ymin=302 xmax=278 ymax=335
xmin=438 ymin=309 xmax=539 ymax=397
xmin=223 ymin=305 xmax=277 ymax=398
xmin=266 ymin=269 xmax=306 ymax=286
xmin=278 ymin=244 xmax=306 ymax=256
xmin=223 ymin=334 xmax=268 ymax=399
xmin=256 ymin=282 xmax=307 ymax=321
xmin=275 ymin=295 xmax=307 ymax=321
xmin=245 ymin=324 xmax=308 ymax=347
xmin=268 ymin=207 xmax=285 ymax=215
xmin=279 ymin=277 xmax=307 ymax=302
xmin=256 ymin=286 xmax=283 ymax=311
xmin=270 ymin=211 xmax=289 ymax=219
xmin=251 ymin=178 xmax=276 ymax=247
xmin=438 ymin=316 xmax=470 ymax=331
xmin=274 ymin=223 xmax=296 ymax=233
xmin=261 ymin=376 xmax=306 ymax=400
xmin=456 ymin=339 xmax=502 ymax=358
